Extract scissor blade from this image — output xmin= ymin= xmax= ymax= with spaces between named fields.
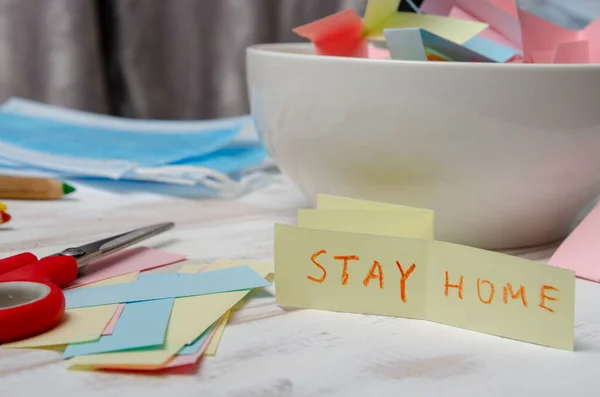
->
xmin=99 ymin=222 xmax=175 ymax=254
xmin=56 ymin=222 xmax=175 ymax=271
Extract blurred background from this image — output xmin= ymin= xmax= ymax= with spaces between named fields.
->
xmin=0 ymin=0 xmax=598 ymax=121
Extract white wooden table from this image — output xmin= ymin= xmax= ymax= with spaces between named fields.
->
xmin=0 ymin=173 xmax=599 ymax=397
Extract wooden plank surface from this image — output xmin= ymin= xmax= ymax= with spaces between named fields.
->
xmin=0 ymin=175 xmax=597 ymax=397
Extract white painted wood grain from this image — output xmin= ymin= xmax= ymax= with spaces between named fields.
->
xmin=0 ymin=174 xmax=598 ymax=397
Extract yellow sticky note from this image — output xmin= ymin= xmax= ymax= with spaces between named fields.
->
xmin=427 ymin=241 xmax=575 ymax=351
xmin=298 ymin=209 xmax=434 ymax=239
xmin=317 ymin=193 xmax=432 ymax=213
xmin=274 ymin=224 xmax=575 ymax=350
xmin=66 ymin=341 xmax=184 ymax=369
xmin=3 ymin=272 xmax=138 ymax=348
xmin=363 ymin=0 xmax=401 ymax=33
xmin=369 ymin=12 xmax=488 ymax=44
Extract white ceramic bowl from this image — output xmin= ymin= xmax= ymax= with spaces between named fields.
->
xmin=246 ymin=43 xmax=600 ymax=250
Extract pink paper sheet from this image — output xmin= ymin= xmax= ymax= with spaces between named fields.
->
xmin=518 ymin=9 xmax=600 ymax=63
xmin=549 ymin=201 xmax=600 ymax=282
xmin=102 ymin=304 xmax=126 ymax=335
xmin=67 ymin=246 xmax=186 ymax=288
xmin=292 ymin=9 xmax=368 ymax=58
xmin=554 ymin=40 xmax=589 ymax=64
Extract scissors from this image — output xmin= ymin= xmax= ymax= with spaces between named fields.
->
xmin=0 ymin=222 xmax=174 ymax=343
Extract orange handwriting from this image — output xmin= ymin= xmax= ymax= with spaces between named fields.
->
xmin=503 ymin=283 xmax=527 ymax=307
xmin=476 ymin=278 xmax=495 ymax=304
xmin=396 ymin=261 xmax=416 ymax=303
xmin=363 ymin=260 xmax=384 ymax=289
xmin=539 ymin=285 xmax=559 ymax=313
xmin=307 ymin=250 xmax=328 ymax=283
xmin=444 ymin=272 xmax=464 ymax=299
xmin=333 ymin=255 xmax=360 ymax=286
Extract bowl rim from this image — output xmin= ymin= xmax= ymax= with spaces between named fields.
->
xmin=247 ymin=42 xmax=600 ymax=71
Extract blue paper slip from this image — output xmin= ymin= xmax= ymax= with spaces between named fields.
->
xmin=462 ymin=35 xmax=521 ymax=63
xmin=384 ymin=28 xmax=518 ymax=63
xmin=178 ymin=322 xmax=218 ymax=355
xmin=62 ymin=299 xmax=174 ymax=359
xmin=64 ymin=266 xmax=270 ymax=309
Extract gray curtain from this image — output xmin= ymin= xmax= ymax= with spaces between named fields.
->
xmin=0 ymin=0 xmax=598 ymax=120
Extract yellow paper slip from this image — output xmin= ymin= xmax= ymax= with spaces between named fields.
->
xmin=274 ymin=224 xmax=575 ymax=350
xmin=3 ymin=272 xmax=138 ymax=348
xmin=363 ymin=0 xmax=401 ymax=33
xmin=368 ymin=12 xmax=488 ymax=44
xmin=316 ymin=193 xmax=433 ymax=213
xmin=66 ymin=342 xmax=184 ymax=369
xmin=66 ymin=261 xmax=273 ymax=368
xmin=298 ymin=209 xmax=434 ymax=240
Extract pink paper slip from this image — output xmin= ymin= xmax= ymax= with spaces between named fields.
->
xmin=292 ymin=9 xmax=368 ymax=58
xmin=554 ymin=40 xmax=589 ymax=64
xmin=68 ymin=246 xmax=186 ymax=288
xmin=102 ymin=304 xmax=126 ymax=335
xmin=519 ymin=10 xmax=600 ymax=63
xmin=549 ymin=201 xmax=600 ymax=282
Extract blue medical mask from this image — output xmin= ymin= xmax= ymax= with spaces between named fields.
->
xmin=0 ymin=98 xmax=271 ymax=193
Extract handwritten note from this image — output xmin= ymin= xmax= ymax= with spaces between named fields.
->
xmin=274 ymin=224 xmax=575 ymax=350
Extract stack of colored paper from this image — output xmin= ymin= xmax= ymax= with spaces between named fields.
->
xmin=0 ymin=245 xmax=272 ymax=372
xmin=293 ymin=0 xmax=600 ymax=64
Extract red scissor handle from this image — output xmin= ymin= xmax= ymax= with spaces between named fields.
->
xmin=0 ymin=254 xmax=79 ymax=342
xmin=0 ymin=254 xmax=78 ymax=287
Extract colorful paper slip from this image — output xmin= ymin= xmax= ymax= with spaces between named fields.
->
xmin=65 ymin=341 xmax=185 ymax=369
xmin=181 ymin=260 xmax=273 ymax=355
xmin=292 ymin=9 xmax=368 ymax=57
xmin=203 ymin=311 xmax=231 ymax=356
xmin=371 ymin=12 xmax=487 ymax=44
xmin=298 ymin=208 xmax=434 ymax=239
xmin=3 ymin=272 xmax=138 ymax=348
xmin=162 ymin=319 xmax=223 ymax=369
xmin=64 ymin=265 xmax=270 ymax=309
xmin=62 ymin=298 xmax=174 ymax=359
xmin=549 ymin=201 xmax=600 ymax=282
xmin=384 ymin=27 xmax=499 ymax=62
xmin=68 ymin=246 xmax=185 ymax=288
xmin=363 ymin=0 xmax=402 ymax=34
xmin=178 ymin=322 xmax=218 ymax=355
xmin=461 ymin=35 xmax=520 ymax=63
xmin=274 ymin=224 xmax=575 ymax=350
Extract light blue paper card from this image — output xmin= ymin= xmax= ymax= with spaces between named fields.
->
xmin=462 ymin=35 xmax=521 ymax=63
xmin=64 ymin=265 xmax=270 ymax=309
xmin=178 ymin=322 xmax=218 ymax=355
xmin=62 ymin=298 xmax=175 ymax=359
xmin=383 ymin=28 xmax=428 ymax=61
